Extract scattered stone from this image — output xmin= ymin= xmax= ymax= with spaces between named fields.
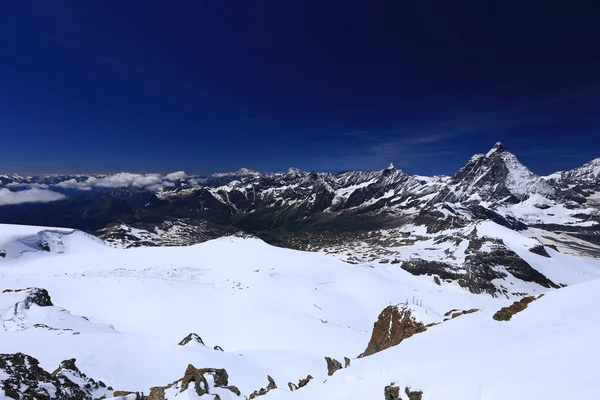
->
xmin=344 ymin=357 xmax=351 ymax=368
xmin=178 ymin=333 xmax=205 ymax=346
xmin=249 ymin=375 xmax=277 ymax=398
xmin=325 ymin=357 xmax=343 ymax=376
xmin=359 ymin=305 xmax=427 ymax=358
xmin=288 ymin=375 xmax=313 ymax=391
xmin=493 ymin=296 xmax=537 ymax=321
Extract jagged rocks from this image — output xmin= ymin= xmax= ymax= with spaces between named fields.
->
xmin=249 ymin=375 xmax=277 ymax=398
xmin=0 ymin=353 xmax=115 ymax=400
xmin=529 ymin=244 xmax=551 ymax=257
xmin=384 ymin=384 xmax=423 ymax=400
xmin=325 ymin=357 xmax=343 ymax=376
xmin=405 ymin=387 xmax=424 ymax=400
xmin=288 ymin=375 xmax=313 ymax=391
xmin=0 ymin=249 xmax=6 ymax=258
xmin=359 ymin=305 xmax=427 ymax=358
xmin=443 ymin=308 xmax=480 ymax=320
xmin=344 ymin=357 xmax=351 ymax=368
xmin=178 ymin=332 xmax=205 ymax=346
xmin=384 ymin=384 xmax=400 ymax=400
xmin=493 ymin=295 xmax=540 ymax=321
xmin=214 ymin=345 xmax=224 ymax=351
xmin=2 ymin=287 xmax=53 ymax=307
xmin=147 ymin=365 xmax=242 ymax=399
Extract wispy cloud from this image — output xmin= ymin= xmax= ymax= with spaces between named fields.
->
xmin=55 ymin=171 xmax=190 ymax=191
xmin=0 ymin=188 xmax=66 ymax=206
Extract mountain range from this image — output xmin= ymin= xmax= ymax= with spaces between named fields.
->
xmin=1 ymin=142 xmax=599 ymax=297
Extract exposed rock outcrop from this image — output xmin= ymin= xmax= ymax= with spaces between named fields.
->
xmin=214 ymin=345 xmax=224 ymax=351
xmin=359 ymin=305 xmax=427 ymax=358
xmin=325 ymin=357 xmax=343 ymax=376
xmin=405 ymin=386 xmax=424 ymax=400
xmin=444 ymin=308 xmax=480 ymax=320
xmin=2 ymin=287 xmax=53 ymax=307
xmin=493 ymin=295 xmax=541 ymax=321
xmin=0 ymin=353 xmax=115 ymax=400
xmin=249 ymin=375 xmax=277 ymax=399
xmin=288 ymin=375 xmax=313 ymax=391
xmin=147 ymin=364 xmax=241 ymax=399
xmin=178 ymin=333 xmax=205 ymax=346
xmin=344 ymin=357 xmax=351 ymax=368
xmin=384 ymin=384 xmax=400 ymax=400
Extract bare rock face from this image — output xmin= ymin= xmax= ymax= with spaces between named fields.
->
xmin=493 ymin=295 xmax=540 ymax=321
xmin=359 ymin=305 xmax=427 ymax=358
xmin=325 ymin=357 xmax=343 ymax=376
xmin=288 ymin=375 xmax=313 ymax=391
xmin=249 ymin=375 xmax=277 ymax=399
xmin=384 ymin=384 xmax=400 ymax=400
xmin=147 ymin=364 xmax=241 ymax=399
xmin=178 ymin=333 xmax=206 ymax=346
xmin=443 ymin=308 xmax=480 ymax=320
xmin=344 ymin=357 xmax=351 ymax=368
xmin=2 ymin=287 xmax=53 ymax=307
xmin=214 ymin=345 xmax=224 ymax=351
xmin=0 ymin=353 xmax=116 ymax=400
xmin=405 ymin=387 xmax=424 ymax=400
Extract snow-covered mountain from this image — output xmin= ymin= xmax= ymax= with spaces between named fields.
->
xmin=1 ymin=143 xmax=599 ymax=297
xmin=1 ymin=223 xmax=599 ymax=399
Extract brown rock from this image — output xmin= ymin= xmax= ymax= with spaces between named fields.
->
xmin=405 ymin=387 xmax=423 ymax=400
xmin=384 ymin=384 xmax=400 ymax=400
xmin=325 ymin=357 xmax=343 ymax=376
xmin=249 ymin=375 xmax=277 ymax=398
xmin=493 ymin=296 xmax=537 ymax=321
xmin=344 ymin=357 xmax=351 ymax=368
xmin=359 ymin=305 xmax=427 ymax=358
xmin=147 ymin=365 xmax=235 ymax=400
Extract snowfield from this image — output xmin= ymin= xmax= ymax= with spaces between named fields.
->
xmin=1 ymin=223 xmax=600 ymax=399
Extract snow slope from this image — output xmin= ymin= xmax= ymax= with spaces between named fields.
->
xmin=267 ymin=279 xmax=600 ymax=399
xmin=0 ymin=223 xmax=599 ymax=399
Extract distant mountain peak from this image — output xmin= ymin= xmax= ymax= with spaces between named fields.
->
xmin=286 ymin=167 xmax=304 ymax=175
xmin=486 ymin=142 xmax=507 ymax=156
xmin=386 ymin=162 xmax=396 ymax=170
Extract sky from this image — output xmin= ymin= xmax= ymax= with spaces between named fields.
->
xmin=0 ymin=1 xmax=599 ymax=176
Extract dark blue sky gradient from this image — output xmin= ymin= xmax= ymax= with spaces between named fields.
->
xmin=1 ymin=1 xmax=599 ymax=175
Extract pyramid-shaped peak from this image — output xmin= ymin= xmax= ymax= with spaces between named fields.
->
xmin=486 ymin=142 xmax=507 ymax=156
xmin=386 ymin=162 xmax=396 ymax=170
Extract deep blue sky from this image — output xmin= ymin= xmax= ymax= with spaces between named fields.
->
xmin=1 ymin=1 xmax=599 ymax=176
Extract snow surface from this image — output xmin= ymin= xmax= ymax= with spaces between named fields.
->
xmin=0 ymin=223 xmax=599 ymax=399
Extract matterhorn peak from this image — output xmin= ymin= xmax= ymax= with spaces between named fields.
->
xmin=486 ymin=142 xmax=507 ymax=157
xmin=286 ymin=167 xmax=304 ymax=175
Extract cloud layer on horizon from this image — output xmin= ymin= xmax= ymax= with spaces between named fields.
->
xmin=55 ymin=171 xmax=189 ymax=191
xmin=0 ymin=188 xmax=67 ymax=206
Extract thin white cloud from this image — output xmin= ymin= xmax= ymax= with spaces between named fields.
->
xmin=49 ymin=171 xmax=189 ymax=191
xmin=56 ymin=179 xmax=93 ymax=191
xmin=6 ymin=182 xmax=50 ymax=189
xmin=0 ymin=188 xmax=66 ymax=206
xmin=165 ymin=171 xmax=187 ymax=181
